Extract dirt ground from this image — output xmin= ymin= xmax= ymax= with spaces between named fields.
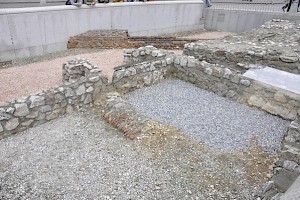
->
xmin=0 ymin=31 xmax=234 ymax=103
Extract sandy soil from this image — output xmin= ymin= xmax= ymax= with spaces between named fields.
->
xmin=0 ymin=31 xmax=233 ymax=103
xmin=0 ymin=49 xmax=124 ymax=103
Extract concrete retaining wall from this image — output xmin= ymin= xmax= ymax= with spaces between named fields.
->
xmin=0 ymin=1 xmax=204 ymax=62
xmin=204 ymin=9 xmax=300 ymax=32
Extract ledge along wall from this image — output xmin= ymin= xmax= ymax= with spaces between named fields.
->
xmin=0 ymin=1 xmax=204 ymax=62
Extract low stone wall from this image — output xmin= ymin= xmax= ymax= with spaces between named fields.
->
xmin=123 ymin=46 xmax=171 ymax=64
xmin=261 ymin=120 xmax=300 ymax=199
xmin=282 ymin=120 xmax=300 ymax=164
xmin=184 ymin=19 xmax=300 ymax=75
xmin=0 ymin=59 xmax=108 ymax=139
xmin=111 ymin=54 xmax=174 ymax=94
xmin=67 ymin=30 xmax=198 ymax=50
xmin=184 ymin=42 xmax=300 ymax=75
xmin=172 ymin=55 xmax=300 ymax=120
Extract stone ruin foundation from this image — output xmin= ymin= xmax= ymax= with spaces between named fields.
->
xmin=1 ymin=19 xmax=300 ymax=199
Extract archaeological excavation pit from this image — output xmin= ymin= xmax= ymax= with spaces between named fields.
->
xmin=125 ymin=79 xmax=289 ymax=153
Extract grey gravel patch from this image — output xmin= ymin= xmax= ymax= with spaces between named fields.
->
xmin=126 ymin=79 xmax=289 ymax=152
xmin=0 ymin=109 xmax=274 ymax=199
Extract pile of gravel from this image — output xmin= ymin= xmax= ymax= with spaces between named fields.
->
xmin=126 ymin=79 xmax=289 ymax=152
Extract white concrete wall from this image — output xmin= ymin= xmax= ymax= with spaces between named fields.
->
xmin=0 ymin=1 xmax=204 ymax=62
xmin=204 ymin=9 xmax=300 ymax=32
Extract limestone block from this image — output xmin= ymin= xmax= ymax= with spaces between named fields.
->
xmin=187 ymin=56 xmax=197 ymax=67
xmin=55 ymin=93 xmax=65 ymax=103
xmin=84 ymin=94 xmax=93 ymax=104
xmin=279 ymin=56 xmax=298 ymax=63
xmin=166 ymin=57 xmax=173 ymax=65
xmin=180 ymin=57 xmax=188 ymax=67
xmin=0 ymin=109 xmax=12 ymax=121
xmin=231 ymin=75 xmax=240 ymax=84
xmin=6 ymin=107 xmax=15 ymax=114
xmin=76 ymin=85 xmax=86 ymax=96
xmin=22 ymin=120 xmax=34 ymax=127
xmin=86 ymin=86 xmax=94 ymax=93
xmin=211 ymin=67 xmax=222 ymax=78
xmin=29 ymin=95 xmax=45 ymax=108
xmin=227 ymin=90 xmax=236 ymax=98
xmin=113 ymin=69 xmax=125 ymax=82
xmin=223 ymin=68 xmax=232 ymax=79
xmin=248 ymin=95 xmax=266 ymax=108
xmin=46 ymin=110 xmax=60 ymax=121
xmin=66 ymin=105 xmax=74 ymax=114
xmin=174 ymin=57 xmax=180 ymax=65
xmin=65 ymin=88 xmax=75 ymax=97
xmin=26 ymin=111 xmax=39 ymax=119
xmin=40 ymin=105 xmax=52 ymax=113
xmin=274 ymin=92 xmax=287 ymax=103
xmin=37 ymin=113 xmax=46 ymax=121
xmin=0 ymin=124 xmax=3 ymax=132
xmin=240 ymin=79 xmax=251 ymax=87
xmin=5 ymin=118 xmax=19 ymax=131
xmin=204 ymin=68 xmax=213 ymax=75
xmin=281 ymin=144 xmax=300 ymax=165
xmin=14 ymin=103 xmax=30 ymax=117
xmin=89 ymin=76 xmax=100 ymax=83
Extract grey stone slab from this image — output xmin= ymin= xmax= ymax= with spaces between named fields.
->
xmin=280 ymin=175 xmax=300 ymax=200
xmin=243 ymin=67 xmax=300 ymax=95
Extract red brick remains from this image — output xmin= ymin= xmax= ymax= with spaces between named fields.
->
xmin=67 ymin=29 xmax=199 ymax=50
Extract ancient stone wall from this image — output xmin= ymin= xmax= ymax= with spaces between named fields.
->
xmin=183 ymin=42 xmax=300 ymax=75
xmin=184 ymin=19 xmax=300 ymax=74
xmin=123 ymin=46 xmax=171 ymax=64
xmin=281 ymin=120 xmax=300 ymax=163
xmin=111 ymin=54 xmax=174 ymax=94
xmin=171 ymin=55 xmax=300 ymax=120
xmin=0 ymin=59 xmax=108 ymax=139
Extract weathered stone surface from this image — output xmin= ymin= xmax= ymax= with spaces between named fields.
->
xmin=248 ymin=96 xmax=266 ymax=108
xmin=86 ymin=86 xmax=94 ymax=93
xmin=231 ymin=75 xmax=240 ymax=84
xmin=279 ymin=56 xmax=298 ymax=63
xmin=76 ymin=84 xmax=86 ymax=96
xmin=0 ymin=109 xmax=12 ymax=121
xmin=5 ymin=118 xmax=19 ymax=131
xmin=84 ymin=94 xmax=93 ymax=104
xmin=14 ymin=103 xmax=30 ymax=117
xmin=204 ymin=68 xmax=213 ymax=75
xmin=240 ymin=79 xmax=251 ymax=86
xmin=29 ymin=96 xmax=45 ymax=108
xmin=66 ymin=105 xmax=74 ymax=114
xmin=272 ymin=169 xmax=299 ymax=192
xmin=0 ymin=124 xmax=3 ymax=132
xmin=40 ymin=105 xmax=52 ymax=113
xmin=223 ymin=68 xmax=232 ymax=79
xmin=22 ymin=120 xmax=34 ymax=127
xmin=6 ymin=107 xmax=15 ymax=114
xmin=274 ymin=92 xmax=287 ymax=103
xmin=26 ymin=111 xmax=39 ymax=119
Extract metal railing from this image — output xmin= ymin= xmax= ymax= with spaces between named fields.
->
xmin=209 ymin=0 xmax=300 ymax=13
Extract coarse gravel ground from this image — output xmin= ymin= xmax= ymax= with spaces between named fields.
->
xmin=0 ymin=107 xmax=277 ymax=200
xmin=126 ymin=79 xmax=289 ymax=153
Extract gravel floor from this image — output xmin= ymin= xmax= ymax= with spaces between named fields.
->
xmin=0 ymin=108 xmax=276 ymax=199
xmin=126 ymin=80 xmax=289 ymax=153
